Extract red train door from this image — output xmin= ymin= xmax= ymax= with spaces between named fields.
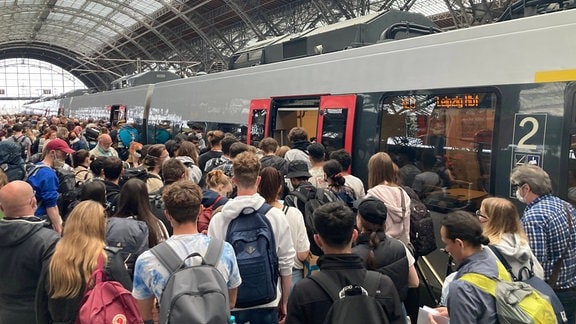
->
xmin=317 ymin=95 xmax=357 ymax=154
xmin=247 ymin=98 xmax=272 ymax=146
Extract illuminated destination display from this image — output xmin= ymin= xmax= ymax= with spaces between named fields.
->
xmin=400 ymin=94 xmax=483 ymax=110
xmin=436 ymin=94 xmax=480 ymax=109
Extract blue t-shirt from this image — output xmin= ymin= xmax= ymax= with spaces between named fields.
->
xmin=132 ymin=233 xmax=241 ymax=300
xmin=26 ymin=163 xmax=59 ymax=217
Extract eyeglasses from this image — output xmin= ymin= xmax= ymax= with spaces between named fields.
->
xmin=475 ymin=210 xmax=489 ymax=220
xmin=511 ymin=182 xmax=524 ymax=191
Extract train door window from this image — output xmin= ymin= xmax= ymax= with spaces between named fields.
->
xmin=271 ymin=97 xmax=320 ymax=147
xmin=379 ymin=92 xmax=497 ymax=212
xmin=318 ymin=95 xmax=357 ymax=155
xmin=248 ymin=99 xmax=272 ymax=145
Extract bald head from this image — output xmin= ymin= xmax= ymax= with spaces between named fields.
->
xmin=98 ymin=134 xmax=113 ymax=152
xmin=0 ymin=181 xmax=36 ymax=218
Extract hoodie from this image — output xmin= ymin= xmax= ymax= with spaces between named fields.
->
xmin=0 ymin=217 xmax=59 ymax=323
xmin=366 ymin=184 xmax=411 ymax=245
xmin=208 ymin=193 xmax=295 ymax=310
xmin=486 ymin=233 xmax=545 ymax=279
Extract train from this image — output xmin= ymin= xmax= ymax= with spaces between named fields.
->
xmin=23 ymin=9 xmax=576 ymax=211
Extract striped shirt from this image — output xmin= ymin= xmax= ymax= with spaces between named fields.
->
xmin=521 ymin=194 xmax=576 ymax=289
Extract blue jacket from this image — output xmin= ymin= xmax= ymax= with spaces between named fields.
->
xmin=448 ymin=248 xmax=499 ymax=323
xmin=26 ymin=163 xmax=59 ymax=218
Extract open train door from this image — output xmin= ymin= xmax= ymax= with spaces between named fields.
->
xmin=317 ymin=95 xmax=357 ymax=155
xmin=247 ymin=98 xmax=272 ymax=146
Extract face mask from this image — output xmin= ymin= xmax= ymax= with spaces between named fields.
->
xmin=98 ymin=146 xmax=110 ymax=155
xmin=53 ymin=157 xmax=65 ymax=169
xmin=516 ymin=188 xmax=525 ymax=203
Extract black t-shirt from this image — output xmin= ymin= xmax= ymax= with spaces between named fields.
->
xmin=198 ymin=150 xmax=223 ymax=172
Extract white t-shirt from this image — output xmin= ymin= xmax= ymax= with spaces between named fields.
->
xmin=280 ymin=205 xmax=310 ymax=269
xmin=309 ymin=167 xmax=328 ymax=189
xmin=344 ymin=174 xmax=366 ymax=200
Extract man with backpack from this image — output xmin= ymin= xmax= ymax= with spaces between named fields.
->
xmin=102 ymin=157 xmax=122 ymax=215
xmin=436 ymin=211 xmax=556 ymax=324
xmin=132 ymin=180 xmax=241 ymax=324
xmin=26 ymin=138 xmax=74 ymax=235
xmin=287 ymin=201 xmax=403 ymax=324
xmin=5 ymin=123 xmax=31 ymax=161
xmin=284 ymin=160 xmax=337 ymax=257
xmin=208 ymin=152 xmax=295 ymax=324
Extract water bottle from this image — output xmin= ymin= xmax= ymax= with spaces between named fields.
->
xmin=230 ymin=315 xmax=237 ymax=324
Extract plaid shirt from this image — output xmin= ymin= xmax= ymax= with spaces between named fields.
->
xmin=522 ymin=194 xmax=576 ymax=289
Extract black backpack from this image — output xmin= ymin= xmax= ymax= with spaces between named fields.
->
xmin=0 ymin=141 xmax=26 ymax=181
xmin=26 ymin=165 xmax=80 ymax=219
xmin=149 ymin=187 xmax=173 ymax=236
xmin=285 ymin=185 xmax=337 ymax=256
xmin=119 ymin=168 xmax=149 ymax=187
xmin=225 ymin=203 xmax=279 ymax=308
xmin=151 ymin=239 xmax=230 ymax=324
xmin=310 ymin=271 xmax=391 ymax=324
xmin=402 ymin=186 xmax=437 ymax=256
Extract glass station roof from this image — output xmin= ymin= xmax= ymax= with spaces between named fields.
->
xmin=0 ymin=0 xmax=167 ymax=56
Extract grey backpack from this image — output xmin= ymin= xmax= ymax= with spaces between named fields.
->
xmin=150 ymin=239 xmax=230 ymax=324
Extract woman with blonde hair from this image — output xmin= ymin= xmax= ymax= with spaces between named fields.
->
xmin=366 ymin=152 xmax=411 ymax=245
xmin=36 ymin=201 xmax=132 ymax=323
xmin=478 ymin=197 xmax=544 ymax=279
xmin=198 ymin=169 xmax=231 ymax=233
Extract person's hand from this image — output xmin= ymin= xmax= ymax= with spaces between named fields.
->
xmin=201 ymin=230 xmax=208 ymax=235
xmin=428 ymin=313 xmax=438 ymax=324
xmin=434 ymin=306 xmax=448 ymax=317
xmin=52 ymin=222 xmax=62 ymax=236
xmin=277 ymin=302 xmax=287 ymax=323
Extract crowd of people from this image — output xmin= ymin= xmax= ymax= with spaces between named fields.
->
xmin=0 ymin=113 xmax=574 ymax=324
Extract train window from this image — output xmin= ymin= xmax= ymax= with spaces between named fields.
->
xmin=379 ymin=92 xmax=497 ymax=212
xmin=320 ymin=109 xmax=347 ymax=154
xmin=250 ymin=109 xmax=267 ymax=144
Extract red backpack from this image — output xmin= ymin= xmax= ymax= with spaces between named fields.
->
xmin=76 ymin=253 xmax=143 ymax=324
xmin=198 ymin=196 xmax=224 ymax=233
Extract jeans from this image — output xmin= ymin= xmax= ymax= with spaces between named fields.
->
xmin=232 ymin=307 xmax=278 ymax=324
xmin=292 ymin=269 xmax=304 ymax=291
xmin=556 ymin=289 xmax=576 ymax=324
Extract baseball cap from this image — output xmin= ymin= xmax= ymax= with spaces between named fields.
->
xmin=45 ymin=138 xmax=74 ymax=154
xmin=286 ymin=160 xmax=312 ymax=178
xmin=356 ymin=197 xmax=388 ymax=225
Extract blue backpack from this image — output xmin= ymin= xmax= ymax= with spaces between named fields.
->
xmin=225 ymin=203 xmax=279 ymax=308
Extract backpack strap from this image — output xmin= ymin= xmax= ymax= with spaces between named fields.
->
xmin=257 ymin=202 xmax=273 ymax=216
xmin=362 ymin=271 xmax=383 ymax=297
xmin=203 ymin=238 xmax=224 ymax=267
xmin=459 ymin=261 xmax=511 ymax=295
xmin=25 ymin=164 xmax=49 ymax=180
xmin=150 ymin=242 xmax=183 ymax=274
xmin=210 ymin=195 xmax=224 ymax=209
xmin=311 ymin=270 xmax=383 ymax=301
xmin=488 ymin=245 xmax=518 ymax=281
xmin=282 ymin=204 xmax=289 ymax=215
xmin=291 ymin=190 xmax=309 ymax=207
xmin=309 ymin=271 xmax=342 ymax=301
